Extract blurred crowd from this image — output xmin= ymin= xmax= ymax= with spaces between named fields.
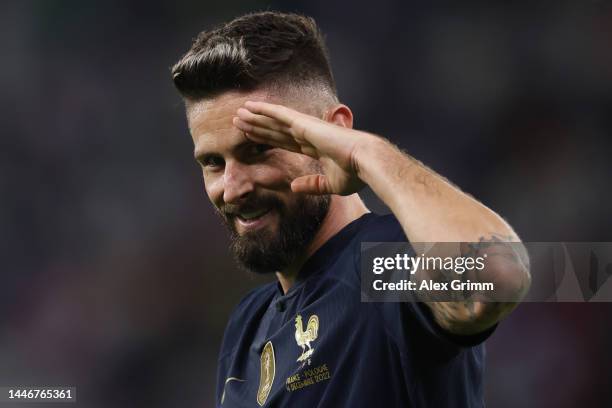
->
xmin=1 ymin=1 xmax=610 ymax=407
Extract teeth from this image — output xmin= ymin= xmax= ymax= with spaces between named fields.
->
xmin=239 ymin=208 xmax=269 ymax=220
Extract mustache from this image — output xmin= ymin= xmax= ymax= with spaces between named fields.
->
xmin=218 ymin=194 xmax=284 ymax=218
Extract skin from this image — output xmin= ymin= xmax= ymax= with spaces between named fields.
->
xmin=188 ymin=88 xmax=531 ymax=336
xmin=187 ymin=90 xmax=369 ymax=293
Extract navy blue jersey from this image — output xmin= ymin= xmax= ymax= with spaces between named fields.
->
xmin=216 ymin=213 xmax=495 ymax=407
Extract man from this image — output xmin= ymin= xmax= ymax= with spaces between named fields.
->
xmin=171 ymin=11 xmax=530 ymax=407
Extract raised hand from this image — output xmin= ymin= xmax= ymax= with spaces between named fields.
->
xmin=232 ymin=101 xmax=373 ymax=196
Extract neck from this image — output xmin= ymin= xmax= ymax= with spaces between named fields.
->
xmin=276 ymin=193 xmax=369 ymax=294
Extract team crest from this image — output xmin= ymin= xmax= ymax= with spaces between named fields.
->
xmin=257 ymin=341 xmax=275 ymax=406
xmin=294 ymin=314 xmax=319 ymax=365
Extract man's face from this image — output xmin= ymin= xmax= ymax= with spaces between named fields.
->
xmin=187 ymin=91 xmax=330 ymax=274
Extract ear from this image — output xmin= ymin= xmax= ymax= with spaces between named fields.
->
xmin=324 ymin=104 xmax=354 ymax=129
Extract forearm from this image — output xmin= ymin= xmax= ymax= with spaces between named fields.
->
xmin=354 ymin=136 xmax=531 ymax=334
xmin=355 ymin=136 xmax=514 ymax=243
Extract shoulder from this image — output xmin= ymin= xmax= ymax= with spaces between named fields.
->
xmin=354 ymin=212 xmax=407 ymax=242
xmin=218 ymin=282 xmax=276 ymax=359
xmin=347 ymin=212 xmax=408 ymax=266
xmin=313 ymin=212 xmax=407 ymax=289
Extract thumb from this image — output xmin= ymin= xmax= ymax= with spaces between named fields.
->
xmin=291 ymin=174 xmax=332 ymax=195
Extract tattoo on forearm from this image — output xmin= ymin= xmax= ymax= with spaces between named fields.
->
xmin=464 ymin=233 xmax=531 ymax=292
xmin=420 ymin=234 xmax=531 ymax=334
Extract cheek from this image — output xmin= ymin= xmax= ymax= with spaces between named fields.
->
xmin=203 ymin=174 xmax=224 ymax=207
xmin=265 ymin=153 xmax=315 ymax=183
xmin=249 ymin=162 xmax=294 ymax=190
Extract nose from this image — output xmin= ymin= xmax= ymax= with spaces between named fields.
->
xmin=222 ymin=160 xmax=254 ymax=204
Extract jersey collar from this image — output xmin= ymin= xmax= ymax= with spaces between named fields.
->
xmin=275 ymin=212 xmax=376 ymax=297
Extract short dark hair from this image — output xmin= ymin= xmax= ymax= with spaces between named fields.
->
xmin=171 ymin=11 xmax=337 ymax=101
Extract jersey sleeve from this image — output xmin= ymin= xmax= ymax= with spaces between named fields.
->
xmin=358 ymin=213 xmax=497 ymax=353
xmin=402 ymin=301 xmax=497 ymax=348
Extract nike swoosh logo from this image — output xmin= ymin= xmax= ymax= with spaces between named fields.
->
xmin=221 ymin=377 xmax=246 ymax=405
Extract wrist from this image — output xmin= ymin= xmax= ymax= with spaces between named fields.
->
xmin=352 ymin=133 xmax=396 ymax=183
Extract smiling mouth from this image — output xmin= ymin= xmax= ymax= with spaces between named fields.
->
xmin=235 ymin=208 xmax=271 ymax=222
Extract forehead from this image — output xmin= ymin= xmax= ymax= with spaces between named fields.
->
xmin=187 ymin=90 xmax=274 ymax=156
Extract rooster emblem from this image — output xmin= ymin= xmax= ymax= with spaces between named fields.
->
xmin=294 ymin=314 xmax=319 ymax=365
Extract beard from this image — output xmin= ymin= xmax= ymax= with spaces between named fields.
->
xmin=217 ymin=192 xmax=330 ymax=274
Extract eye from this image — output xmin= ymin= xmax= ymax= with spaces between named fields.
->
xmin=249 ymin=143 xmax=273 ymax=156
xmin=200 ymin=155 xmax=225 ymax=169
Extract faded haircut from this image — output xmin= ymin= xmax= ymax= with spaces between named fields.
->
xmin=171 ymin=11 xmax=338 ymax=105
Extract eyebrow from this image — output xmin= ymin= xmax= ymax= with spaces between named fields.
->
xmin=193 ymin=140 xmax=254 ymax=162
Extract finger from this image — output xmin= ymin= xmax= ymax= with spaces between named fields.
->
xmin=243 ymin=101 xmax=299 ymax=126
xmin=236 ymin=108 xmax=289 ymax=133
xmin=233 ymin=117 xmax=302 ymax=153
xmin=291 ymin=174 xmax=332 ymax=195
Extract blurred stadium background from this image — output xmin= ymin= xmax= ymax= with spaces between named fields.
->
xmin=1 ymin=1 xmax=611 ymax=407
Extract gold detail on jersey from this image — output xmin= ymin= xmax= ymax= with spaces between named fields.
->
xmin=295 ymin=314 xmax=319 ymax=364
xmin=257 ymin=341 xmax=275 ymax=406
xmin=285 ymin=364 xmax=331 ymax=392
